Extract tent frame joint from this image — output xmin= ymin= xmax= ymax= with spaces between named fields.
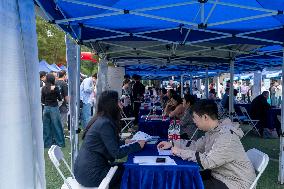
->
xmin=198 ymin=23 xmax=207 ymax=29
xmin=198 ymin=0 xmax=208 ymax=3
xmin=48 ymin=20 xmax=55 ymax=24
xmin=124 ymin=9 xmax=130 ymax=14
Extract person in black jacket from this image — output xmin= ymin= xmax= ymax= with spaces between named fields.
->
xmin=41 ymin=74 xmax=65 ymax=148
xmin=74 ymin=91 xmax=145 ymax=188
xmin=250 ymin=91 xmax=270 ymax=136
xmin=132 ymin=75 xmax=145 ymax=124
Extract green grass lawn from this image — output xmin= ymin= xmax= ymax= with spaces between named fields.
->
xmin=45 ymin=128 xmax=283 ymax=189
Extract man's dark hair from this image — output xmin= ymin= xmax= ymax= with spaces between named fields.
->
xmin=58 ymin=70 xmax=66 ymax=78
xmin=171 ymin=94 xmax=183 ymax=105
xmin=262 ymin=91 xmax=269 ymax=96
xmin=162 ymin=88 xmax=167 ymax=95
xmin=184 ymin=94 xmax=196 ymax=106
xmin=191 ymin=99 xmax=218 ymax=120
xmin=124 ymin=74 xmax=130 ymax=79
xmin=92 ymin=73 xmax=97 ymax=79
xmin=209 ymin=88 xmax=216 ymax=95
xmin=39 ymin=71 xmax=47 ymax=79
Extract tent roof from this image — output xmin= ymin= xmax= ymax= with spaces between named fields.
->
xmin=39 ymin=60 xmax=59 ymax=72
xmin=51 ymin=63 xmax=62 ymax=71
xmin=35 ymin=0 xmax=284 ymax=76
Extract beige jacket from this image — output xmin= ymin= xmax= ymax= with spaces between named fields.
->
xmin=178 ymin=119 xmax=256 ymax=189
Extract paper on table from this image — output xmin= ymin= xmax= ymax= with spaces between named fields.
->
xmin=158 ymin=148 xmax=172 ymax=156
xmin=133 ymin=156 xmax=176 ymax=165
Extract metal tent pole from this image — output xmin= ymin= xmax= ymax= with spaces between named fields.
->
xmin=229 ymin=59 xmax=235 ymax=119
xmin=279 ymin=46 xmax=284 ymax=184
xmin=205 ymin=67 xmax=209 ymax=99
xmin=215 ymin=74 xmax=220 ymax=98
xmin=66 ymin=34 xmax=80 ymax=171
xmin=67 ymin=24 xmax=81 ymax=171
xmin=190 ymin=74 xmax=194 ymax=95
xmin=181 ymin=74 xmax=184 ymax=97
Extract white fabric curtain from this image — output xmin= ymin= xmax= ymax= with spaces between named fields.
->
xmin=0 ymin=0 xmax=46 ymax=189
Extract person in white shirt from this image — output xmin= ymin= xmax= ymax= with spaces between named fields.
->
xmin=80 ymin=73 xmax=97 ymax=128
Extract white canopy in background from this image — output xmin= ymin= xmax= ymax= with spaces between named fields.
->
xmin=0 ymin=0 xmax=45 ymax=189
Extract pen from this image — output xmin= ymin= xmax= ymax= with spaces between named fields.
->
xmin=171 ymin=139 xmax=174 ymax=147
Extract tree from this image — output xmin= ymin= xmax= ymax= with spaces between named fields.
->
xmin=36 ymin=16 xmax=66 ymax=64
xmin=36 ymin=16 xmax=98 ymax=75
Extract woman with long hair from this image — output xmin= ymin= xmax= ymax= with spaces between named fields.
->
xmin=164 ymin=94 xmax=185 ymax=119
xmin=41 ymin=73 xmax=65 ymax=148
xmin=74 ymin=90 xmax=145 ymax=188
xmin=180 ymin=94 xmax=200 ymax=141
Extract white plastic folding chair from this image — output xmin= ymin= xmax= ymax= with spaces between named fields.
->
xmin=239 ymin=106 xmax=260 ymax=136
xmin=120 ymin=110 xmax=135 ymax=133
xmin=48 ymin=145 xmax=117 ymax=189
xmin=246 ymin=148 xmax=269 ymax=189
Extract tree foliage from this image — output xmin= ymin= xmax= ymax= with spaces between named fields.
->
xmin=36 ymin=16 xmax=66 ymax=64
xmin=36 ymin=16 xmax=98 ymax=75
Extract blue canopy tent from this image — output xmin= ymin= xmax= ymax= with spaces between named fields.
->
xmin=39 ymin=60 xmax=58 ymax=72
xmin=60 ymin=65 xmax=67 ymax=70
xmin=51 ymin=63 xmax=62 ymax=71
xmin=34 ymin=0 xmax=284 ymax=182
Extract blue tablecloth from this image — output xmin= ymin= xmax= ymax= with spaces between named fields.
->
xmin=139 ymin=108 xmax=163 ymax=116
xmin=267 ymin=108 xmax=281 ymax=130
xmin=121 ymin=145 xmax=204 ymax=189
xmin=138 ymin=118 xmax=170 ymax=138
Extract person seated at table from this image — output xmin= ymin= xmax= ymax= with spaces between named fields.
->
xmin=163 ymin=89 xmax=176 ymax=110
xmin=180 ymin=94 xmax=200 ymax=141
xmin=158 ymin=100 xmax=256 ymax=189
xmin=74 ymin=90 xmax=146 ymax=189
xmin=164 ymin=94 xmax=185 ymax=119
xmin=250 ymin=91 xmax=271 ymax=137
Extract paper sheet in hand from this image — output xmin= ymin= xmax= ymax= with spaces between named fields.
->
xmin=158 ymin=149 xmax=172 ymax=156
xmin=133 ymin=156 xmax=176 ymax=165
xmin=131 ymin=131 xmax=152 ymax=141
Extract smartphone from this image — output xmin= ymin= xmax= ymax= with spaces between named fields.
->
xmin=156 ymin=157 xmax=166 ymax=163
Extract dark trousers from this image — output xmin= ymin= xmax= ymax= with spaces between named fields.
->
xmin=200 ymin=170 xmax=228 ymax=189
xmin=133 ymin=102 xmax=141 ymax=124
xmin=43 ymin=106 xmax=65 ymax=148
xmin=241 ymin=94 xmax=246 ymax=102
xmin=123 ymin=105 xmax=132 ymax=118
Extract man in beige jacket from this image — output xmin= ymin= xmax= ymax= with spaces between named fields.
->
xmin=158 ymin=100 xmax=256 ymax=189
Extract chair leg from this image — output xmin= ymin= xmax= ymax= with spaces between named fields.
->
xmin=252 ymin=123 xmax=261 ymax=136
xmin=244 ymin=127 xmax=253 ymax=136
xmin=121 ymin=123 xmax=130 ymax=132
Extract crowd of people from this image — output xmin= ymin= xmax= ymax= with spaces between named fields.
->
xmin=40 ymin=70 xmax=97 ymax=148
xmin=72 ymin=74 xmax=261 ymax=189
xmin=40 ymin=71 xmax=279 ymax=188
